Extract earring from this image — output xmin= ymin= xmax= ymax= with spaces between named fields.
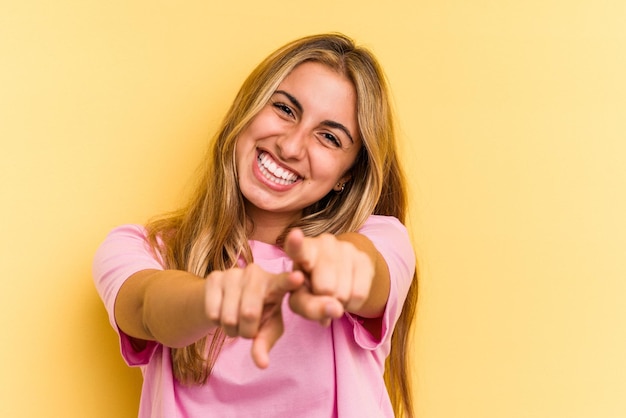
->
xmin=336 ymin=182 xmax=346 ymax=193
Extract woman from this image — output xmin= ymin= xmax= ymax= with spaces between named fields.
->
xmin=94 ymin=33 xmax=418 ymax=417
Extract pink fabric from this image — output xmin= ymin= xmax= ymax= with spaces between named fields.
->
xmin=93 ymin=215 xmax=415 ymax=418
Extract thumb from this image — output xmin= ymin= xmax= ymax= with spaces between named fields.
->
xmin=267 ymin=270 xmax=304 ymax=298
xmin=289 ymin=287 xmax=344 ymax=323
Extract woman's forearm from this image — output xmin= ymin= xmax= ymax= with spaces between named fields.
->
xmin=115 ymin=269 xmax=215 ymax=348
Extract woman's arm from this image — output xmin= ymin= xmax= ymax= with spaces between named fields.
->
xmin=114 ymin=264 xmax=343 ymax=367
xmin=114 ymin=269 xmax=212 ymax=348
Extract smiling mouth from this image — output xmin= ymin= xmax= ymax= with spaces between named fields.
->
xmin=257 ymin=151 xmax=300 ymax=185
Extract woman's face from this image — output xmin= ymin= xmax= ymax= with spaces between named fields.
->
xmin=235 ymin=61 xmax=361 ymax=227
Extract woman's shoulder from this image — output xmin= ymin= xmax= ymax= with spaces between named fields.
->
xmin=94 ymin=224 xmax=155 ymax=264
xmin=104 ymin=224 xmax=148 ymax=238
xmin=359 ymin=215 xmax=415 ymax=269
xmin=360 ymin=214 xmax=406 ymax=233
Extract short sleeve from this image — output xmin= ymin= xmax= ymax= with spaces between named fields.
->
xmin=348 ymin=215 xmax=416 ymax=350
xmin=92 ymin=224 xmax=164 ymax=366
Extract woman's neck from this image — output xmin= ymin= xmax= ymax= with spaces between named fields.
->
xmin=245 ymin=206 xmax=301 ymax=244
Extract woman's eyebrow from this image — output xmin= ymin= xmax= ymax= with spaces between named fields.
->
xmin=321 ymin=120 xmax=355 ymax=144
xmin=275 ymin=90 xmax=302 ymax=113
xmin=274 ymin=90 xmax=355 ymax=144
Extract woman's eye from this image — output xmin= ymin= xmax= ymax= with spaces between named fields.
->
xmin=322 ymin=132 xmax=341 ymax=147
xmin=273 ymin=102 xmax=294 ymax=118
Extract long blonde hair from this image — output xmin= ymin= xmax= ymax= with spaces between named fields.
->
xmin=146 ymin=33 xmax=418 ymax=418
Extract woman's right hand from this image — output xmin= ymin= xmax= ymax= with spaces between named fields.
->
xmin=204 ymin=263 xmax=346 ymax=368
xmin=204 ymin=264 xmax=302 ymax=368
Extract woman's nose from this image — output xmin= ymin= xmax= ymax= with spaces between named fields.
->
xmin=276 ymin=128 xmax=307 ymax=160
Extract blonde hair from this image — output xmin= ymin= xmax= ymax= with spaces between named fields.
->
xmin=146 ymin=33 xmax=418 ymax=418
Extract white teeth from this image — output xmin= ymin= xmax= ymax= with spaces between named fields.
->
xmin=257 ymin=152 xmax=298 ymax=184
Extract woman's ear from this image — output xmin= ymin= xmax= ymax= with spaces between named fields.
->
xmin=333 ymin=174 xmax=352 ymax=192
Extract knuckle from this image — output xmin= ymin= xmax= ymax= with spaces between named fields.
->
xmin=239 ymin=306 xmax=258 ymax=323
xmin=338 ymin=239 xmax=351 ymax=250
xmin=205 ymin=308 xmax=220 ymax=323
xmin=319 ymin=233 xmax=335 ymax=243
xmin=207 ymin=270 xmax=223 ymax=286
xmin=350 ymin=291 xmax=367 ymax=307
xmin=244 ymin=263 xmax=262 ymax=276
xmin=336 ymin=292 xmax=350 ymax=306
xmin=221 ymin=315 xmax=238 ymax=329
xmin=313 ymin=281 xmax=335 ymax=296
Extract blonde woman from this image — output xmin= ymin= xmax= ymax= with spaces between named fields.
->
xmin=94 ymin=33 xmax=418 ymax=417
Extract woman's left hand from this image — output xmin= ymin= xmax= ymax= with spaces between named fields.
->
xmin=283 ymin=228 xmax=376 ymax=321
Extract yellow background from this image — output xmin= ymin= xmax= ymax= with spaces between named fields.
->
xmin=1 ymin=1 xmax=625 ymax=417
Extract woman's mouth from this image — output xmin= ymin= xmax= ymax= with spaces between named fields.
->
xmin=257 ymin=151 xmax=300 ymax=185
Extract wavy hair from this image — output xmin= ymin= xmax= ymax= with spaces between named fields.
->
xmin=146 ymin=33 xmax=418 ymax=418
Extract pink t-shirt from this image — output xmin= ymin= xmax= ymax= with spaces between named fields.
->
xmin=93 ymin=215 xmax=415 ymax=418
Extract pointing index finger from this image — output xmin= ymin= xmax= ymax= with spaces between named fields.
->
xmin=284 ymin=228 xmax=315 ymax=271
